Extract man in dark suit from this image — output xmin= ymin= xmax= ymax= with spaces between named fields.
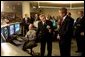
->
xmin=57 ymin=8 xmax=74 ymax=56
xmin=67 ymin=12 xmax=75 ymax=39
xmin=21 ymin=14 xmax=30 ymax=36
xmin=74 ymin=11 xmax=85 ymax=56
xmin=37 ymin=14 xmax=53 ymax=56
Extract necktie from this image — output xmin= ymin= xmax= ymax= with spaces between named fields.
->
xmin=59 ymin=18 xmax=63 ymax=26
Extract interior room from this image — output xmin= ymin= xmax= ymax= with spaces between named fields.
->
xmin=1 ymin=1 xmax=84 ymax=56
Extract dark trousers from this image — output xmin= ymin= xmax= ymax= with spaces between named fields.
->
xmin=21 ymin=26 xmax=28 ymax=36
xmin=24 ymin=26 xmax=29 ymax=36
xmin=40 ymin=37 xmax=52 ymax=56
xmin=59 ymin=36 xmax=71 ymax=56
xmin=76 ymin=36 xmax=83 ymax=52
xmin=77 ymin=36 xmax=85 ymax=56
xmin=81 ymin=40 xmax=85 ymax=56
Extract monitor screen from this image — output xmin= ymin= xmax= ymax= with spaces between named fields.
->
xmin=9 ymin=24 xmax=15 ymax=35
xmin=1 ymin=28 xmax=3 ymax=34
xmin=1 ymin=33 xmax=6 ymax=43
xmin=3 ymin=27 xmax=9 ymax=39
xmin=14 ymin=23 xmax=20 ymax=34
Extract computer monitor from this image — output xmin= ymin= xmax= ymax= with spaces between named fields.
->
xmin=9 ymin=24 xmax=15 ymax=36
xmin=14 ymin=23 xmax=21 ymax=34
xmin=1 ymin=28 xmax=6 ymax=42
xmin=1 ymin=28 xmax=4 ymax=35
xmin=1 ymin=33 xmax=6 ymax=43
xmin=3 ymin=26 xmax=9 ymax=39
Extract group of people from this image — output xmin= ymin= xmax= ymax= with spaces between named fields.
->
xmin=21 ymin=7 xmax=85 ymax=56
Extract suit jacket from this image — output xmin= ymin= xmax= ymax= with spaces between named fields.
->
xmin=37 ymin=20 xmax=53 ymax=39
xmin=59 ymin=15 xmax=74 ymax=39
xmin=74 ymin=16 xmax=85 ymax=36
xmin=21 ymin=17 xmax=30 ymax=26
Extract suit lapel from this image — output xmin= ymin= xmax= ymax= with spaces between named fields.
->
xmin=39 ymin=21 xmax=45 ymax=29
xmin=61 ymin=16 xmax=68 ymax=26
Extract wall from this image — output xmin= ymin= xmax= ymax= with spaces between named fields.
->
xmin=3 ymin=2 xmax=14 ymax=12
xmin=1 ymin=2 xmax=22 ymax=23
xmin=41 ymin=8 xmax=84 ymax=20
xmin=2 ymin=1 xmax=84 ymax=20
xmin=2 ymin=2 xmax=22 ymax=14
xmin=22 ymin=2 xmax=30 ymax=18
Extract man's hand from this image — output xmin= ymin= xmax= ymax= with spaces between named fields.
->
xmin=80 ymin=32 xmax=84 ymax=36
xmin=57 ymin=34 xmax=60 ymax=40
xmin=48 ymin=29 xmax=51 ymax=33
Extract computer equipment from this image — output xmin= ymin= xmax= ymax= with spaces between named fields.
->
xmin=9 ymin=24 xmax=15 ymax=36
xmin=1 ymin=28 xmax=4 ymax=35
xmin=14 ymin=23 xmax=21 ymax=34
xmin=1 ymin=33 xmax=6 ymax=43
xmin=3 ymin=26 xmax=9 ymax=39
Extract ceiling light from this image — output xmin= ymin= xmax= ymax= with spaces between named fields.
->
xmin=37 ymin=1 xmax=84 ymax=4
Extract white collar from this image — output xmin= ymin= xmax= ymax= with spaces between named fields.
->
xmin=80 ymin=16 xmax=83 ymax=19
xmin=42 ymin=22 xmax=45 ymax=24
xmin=41 ymin=20 xmax=46 ymax=24
xmin=63 ymin=15 xmax=67 ymax=20
xmin=25 ymin=18 xmax=28 ymax=20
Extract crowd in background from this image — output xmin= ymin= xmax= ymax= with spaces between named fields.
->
xmin=1 ymin=7 xmax=84 ymax=56
xmin=21 ymin=7 xmax=85 ymax=56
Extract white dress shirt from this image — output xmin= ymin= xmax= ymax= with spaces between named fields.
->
xmin=62 ymin=15 xmax=67 ymax=22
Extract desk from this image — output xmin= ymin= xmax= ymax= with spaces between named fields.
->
xmin=1 ymin=22 xmax=21 ymax=28
xmin=1 ymin=24 xmax=10 ymax=28
xmin=1 ymin=43 xmax=31 ymax=56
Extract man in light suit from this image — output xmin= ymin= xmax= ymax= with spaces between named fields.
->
xmin=57 ymin=8 xmax=74 ymax=56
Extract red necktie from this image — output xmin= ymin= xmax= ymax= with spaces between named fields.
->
xmin=59 ymin=18 xmax=63 ymax=26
